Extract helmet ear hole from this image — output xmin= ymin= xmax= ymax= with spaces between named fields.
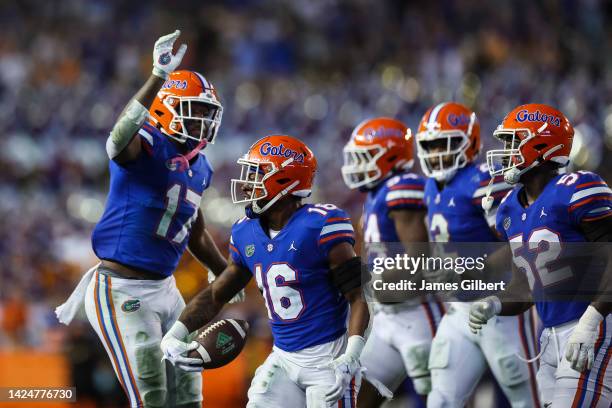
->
xmin=277 ymin=178 xmax=290 ymax=185
xmin=534 ymin=143 xmax=547 ymax=151
xmin=386 ymin=155 xmax=397 ymax=163
xmin=154 ymin=110 xmax=165 ymax=117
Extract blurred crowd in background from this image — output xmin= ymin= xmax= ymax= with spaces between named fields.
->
xmin=0 ymin=0 xmax=611 ymax=406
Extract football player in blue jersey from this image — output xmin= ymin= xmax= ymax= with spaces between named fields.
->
xmin=56 ymin=31 xmax=236 ymax=408
xmin=341 ymin=117 xmax=444 ymax=406
xmin=470 ymin=103 xmax=612 ymax=407
xmin=415 ymin=102 xmax=540 ymax=407
xmin=161 ymin=135 xmax=386 ymax=407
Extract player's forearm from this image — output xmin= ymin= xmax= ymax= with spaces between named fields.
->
xmin=188 ymin=230 xmax=228 ymax=276
xmin=179 ymin=263 xmax=252 ymax=332
xmin=179 ymin=285 xmax=224 ymax=333
xmin=108 ymin=74 xmax=165 ymax=161
xmin=590 ymin=302 xmax=611 ymax=317
xmin=346 ymin=289 xmax=370 ymax=337
xmin=498 ymin=301 xmax=533 ymax=316
xmin=133 ymin=74 xmax=166 ymax=109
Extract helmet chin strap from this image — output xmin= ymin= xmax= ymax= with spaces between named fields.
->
xmin=167 ymin=139 xmax=207 ymax=172
xmin=252 ymin=180 xmax=300 ymax=214
xmin=481 ymin=160 xmax=540 ymax=211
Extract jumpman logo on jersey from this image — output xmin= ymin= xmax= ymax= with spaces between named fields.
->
xmin=448 ymin=197 xmax=455 ymax=207
xmin=540 ymin=207 xmax=547 ymax=218
xmin=288 ymin=241 xmax=297 ymax=251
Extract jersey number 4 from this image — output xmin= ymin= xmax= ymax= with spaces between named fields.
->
xmin=509 ymin=228 xmax=572 ymax=289
xmin=255 ymin=263 xmax=305 ymax=321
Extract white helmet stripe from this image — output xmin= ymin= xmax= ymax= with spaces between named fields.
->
xmin=429 ymin=102 xmax=449 ymax=125
xmin=195 ymin=72 xmax=210 ymax=89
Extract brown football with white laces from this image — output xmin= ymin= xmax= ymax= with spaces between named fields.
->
xmin=188 ymin=319 xmax=249 ymax=369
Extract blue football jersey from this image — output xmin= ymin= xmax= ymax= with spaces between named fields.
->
xmin=363 ymin=172 xmax=426 ymax=243
xmin=92 ymin=122 xmax=213 ymax=277
xmin=229 ymin=204 xmax=355 ymax=352
xmin=424 ymin=163 xmax=512 ymax=242
xmin=496 ymin=171 xmax=612 ymax=327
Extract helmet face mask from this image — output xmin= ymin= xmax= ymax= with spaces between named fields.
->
xmin=165 ymin=97 xmax=223 ymax=144
xmin=416 ymin=130 xmax=469 ymax=182
xmin=342 ymin=117 xmax=414 ymax=190
xmin=341 ymin=143 xmax=386 ymax=189
xmin=486 ymin=128 xmax=530 ymax=181
xmin=231 ymin=158 xmax=277 ymax=211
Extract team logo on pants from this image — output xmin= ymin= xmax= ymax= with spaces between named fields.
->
xmin=121 ymin=299 xmax=141 ymax=313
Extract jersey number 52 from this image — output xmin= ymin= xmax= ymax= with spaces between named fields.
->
xmin=509 ymin=228 xmax=573 ymax=289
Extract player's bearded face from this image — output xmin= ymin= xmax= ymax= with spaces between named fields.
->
xmin=181 ymin=101 xmax=217 ymax=141
xmin=422 ymin=137 xmax=462 ymax=170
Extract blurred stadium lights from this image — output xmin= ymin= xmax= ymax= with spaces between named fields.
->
xmin=4 ymin=133 xmax=44 ymax=174
xmin=303 ymin=94 xmax=328 ymax=120
xmin=381 ymin=65 xmax=403 ymax=90
xmin=376 ymin=93 xmax=401 ymax=117
xmin=235 ymin=81 xmax=262 ymax=111
xmin=270 ymin=79 xmax=297 ymax=105
xmin=201 ymin=187 xmax=245 ymax=227
xmin=397 ymin=77 xmax=420 ymax=103
xmin=569 ymin=123 xmax=602 ymax=171
xmin=563 ymin=97 xmax=580 ymax=121
xmin=67 ymin=192 xmax=105 ymax=224
xmin=338 ymin=100 xmax=363 ymax=127
xmin=459 ymin=72 xmax=481 ymax=107
xmin=89 ymin=102 xmax=114 ymax=130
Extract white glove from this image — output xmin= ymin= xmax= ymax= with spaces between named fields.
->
xmin=565 ymin=306 xmax=604 ymax=372
xmin=208 ymin=271 xmax=245 ymax=303
xmin=317 ymin=336 xmax=393 ymax=403
xmin=160 ymin=321 xmax=202 ymax=372
xmin=320 ymin=336 xmax=364 ymax=403
xmin=152 ymin=30 xmax=187 ymax=79
xmin=468 ymin=296 xmax=502 ymax=334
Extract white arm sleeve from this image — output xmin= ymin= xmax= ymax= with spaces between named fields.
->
xmin=106 ymin=100 xmax=149 ymax=159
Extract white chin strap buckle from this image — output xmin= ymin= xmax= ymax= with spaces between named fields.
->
xmin=504 ymin=168 xmax=522 ymax=184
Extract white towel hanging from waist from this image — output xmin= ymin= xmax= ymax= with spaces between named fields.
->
xmin=55 ymin=263 xmax=99 ymax=325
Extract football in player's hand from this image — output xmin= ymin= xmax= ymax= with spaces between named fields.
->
xmin=188 ymin=319 xmax=249 ymax=369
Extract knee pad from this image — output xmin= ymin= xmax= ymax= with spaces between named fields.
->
xmin=134 ymin=341 xmax=167 ymax=407
xmin=428 ymin=338 xmax=450 ymax=370
xmin=173 ymin=370 xmax=202 ymax=406
xmin=491 ymin=354 xmax=528 ymax=387
xmin=247 ymin=361 xmax=281 ymax=403
xmin=427 ymin=389 xmax=452 ymax=408
xmin=305 ymin=386 xmax=328 ymax=408
xmin=401 ymin=343 xmax=431 ymax=395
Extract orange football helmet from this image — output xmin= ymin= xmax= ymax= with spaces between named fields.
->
xmin=342 ymin=117 xmax=414 ymax=189
xmin=416 ymin=102 xmax=480 ymax=182
xmin=149 ymin=70 xmax=223 ymax=144
xmin=487 ymin=103 xmax=573 ymax=184
xmin=231 ymin=135 xmax=317 ymax=214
